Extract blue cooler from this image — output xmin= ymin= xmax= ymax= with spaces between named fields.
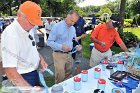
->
xmin=90 ymin=43 xmax=94 ymax=50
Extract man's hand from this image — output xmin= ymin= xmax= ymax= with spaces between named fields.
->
xmin=76 ymin=34 xmax=86 ymax=41
xmin=62 ymin=44 xmax=71 ymax=52
xmin=81 ymin=34 xmax=86 ymax=38
xmin=76 ymin=45 xmax=82 ymax=51
xmin=100 ymin=42 xmax=106 ymax=47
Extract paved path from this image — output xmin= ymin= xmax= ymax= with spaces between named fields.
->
xmin=38 ymin=46 xmax=90 ymax=76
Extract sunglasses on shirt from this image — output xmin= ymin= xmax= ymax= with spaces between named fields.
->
xmin=28 ymin=34 xmax=36 ymax=46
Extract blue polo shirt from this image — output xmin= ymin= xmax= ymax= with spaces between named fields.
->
xmin=74 ymin=17 xmax=85 ymax=37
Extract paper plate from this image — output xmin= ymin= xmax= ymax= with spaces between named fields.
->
xmin=112 ymin=88 xmax=124 ymax=93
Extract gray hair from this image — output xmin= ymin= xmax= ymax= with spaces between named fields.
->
xmin=67 ymin=10 xmax=79 ymax=17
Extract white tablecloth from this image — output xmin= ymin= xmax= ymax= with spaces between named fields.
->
xmin=48 ymin=65 xmax=139 ymax=93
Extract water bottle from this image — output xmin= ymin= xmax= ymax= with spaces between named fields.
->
xmin=97 ymin=78 xmax=106 ymax=91
xmin=81 ymin=70 xmax=88 ymax=82
xmin=117 ymin=60 xmax=124 ymax=71
xmin=136 ymin=42 xmax=140 ymax=57
xmin=74 ymin=76 xmax=81 ymax=91
xmin=51 ymin=85 xmax=63 ymax=93
xmin=94 ymin=68 xmax=101 ymax=79
xmin=102 ymin=60 xmax=108 ymax=71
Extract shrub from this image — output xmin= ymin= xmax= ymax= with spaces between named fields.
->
xmin=124 ymin=19 xmax=133 ymax=27
xmin=114 ymin=31 xmax=139 ymax=48
xmin=124 ymin=21 xmax=131 ymax=27
xmin=121 ymin=32 xmax=139 ymax=48
xmin=124 ymin=19 xmax=133 ymax=24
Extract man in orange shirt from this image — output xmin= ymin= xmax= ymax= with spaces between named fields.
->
xmin=90 ymin=19 xmax=128 ymax=67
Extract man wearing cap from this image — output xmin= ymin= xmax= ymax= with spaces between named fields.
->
xmin=90 ymin=19 xmax=128 ymax=67
xmin=1 ymin=1 xmax=48 ymax=87
xmin=47 ymin=10 xmax=82 ymax=83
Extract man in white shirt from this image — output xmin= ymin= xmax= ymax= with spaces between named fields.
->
xmin=31 ymin=26 xmax=39 ymax=44
xmin=45 ymin=18 xmax=54 ymax=39
xmin=1 ymin=1 xmax=48 ymax=87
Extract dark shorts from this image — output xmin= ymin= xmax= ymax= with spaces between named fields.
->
xmin=3 ymin=70 xmax=40 ymax=86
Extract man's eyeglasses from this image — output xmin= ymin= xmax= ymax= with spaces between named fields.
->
xmin=28 ymin=34 xmax=36 ymax=46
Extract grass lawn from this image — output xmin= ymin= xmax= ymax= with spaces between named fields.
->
xmin=82 ymin=34 xmax=92 ymax=59
xmin=82 ymin=27 xmax=140 ymax=59
xmin=124 ymin=27 xmax=140 ymax=39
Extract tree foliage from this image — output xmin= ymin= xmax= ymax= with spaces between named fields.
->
xmin=99 ymin=5 xmax=112 ymax=17
xmin=0 ymin=0 xmax=78 ymax=17
xmin=40 ymin=0 xmax=77 ymax=17
xmin=130 ymin=0 xmax=140 ymax=15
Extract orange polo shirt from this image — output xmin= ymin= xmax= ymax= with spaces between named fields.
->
xmin=90 ymin=24 xmax=123 ymax=52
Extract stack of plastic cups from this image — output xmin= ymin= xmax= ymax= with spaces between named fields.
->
xmin=97 ymin=78 xmax=106 ymax=91
xmin=94 ymin=68 xmax=101 ymax=79
xmin=74 ymin=76 xmax=81 ymax=91
xmin=102 ymin=60 xmax=108 ymax=71
xmin=81 ymin=70 xmax=88 ymax=82
xmin=117 ymin=60 xmax=124 ymax=71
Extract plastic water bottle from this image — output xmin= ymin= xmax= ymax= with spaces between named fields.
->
xmin=117 ymin=60 xmax=124 ymax=71
xmin=81 ymin=70 xmax=88 ymax=82
xmin=51 ymin=85 xmax=63 ymax=93
xmin=94 ymin=68 xmax=101 ymax=79
xmin=97 ymin=78 xmax=106 ymax=91
xmin=102 ymin=60 xmax=108 ymax=71
xmin=136 ymin=42 xmax=140 ymax=57
xmin=74 ymin=76 xmax=81 ymax=91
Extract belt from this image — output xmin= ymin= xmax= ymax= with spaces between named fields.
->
xmin=54 ymin=50 xmax=70 ymax=54
xmin=95 ymin=47 xmax=108 ymax=53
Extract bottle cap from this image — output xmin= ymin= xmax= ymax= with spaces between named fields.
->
xmin=117 ymin=61 xmax=123 ymax=64
xmin=95 ymin=68 xmax=101 ymax=72
xmin=98 ymin=78 xmax=106 ymax=84
xmin=74 ymin=76 xmax=81 ymax=82
xmin=102 ymin=60 xmax=109 ymax=64
xmin=81 ymin=70 xmax=88 ymax=74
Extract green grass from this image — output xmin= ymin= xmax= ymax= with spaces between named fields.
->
xmin=45 ymin=76 xmax=55 ymax=87
xmin=82 ymin=34 xmax=92 ymax=59
xmin=124 ymin=27 xmax=140 ymax=39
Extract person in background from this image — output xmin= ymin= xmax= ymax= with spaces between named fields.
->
xmin=91 ymin=14 xmax=96 ymax=29
xmin=0 ymin=33 xmax=4 ymax=85
xmin=51 ymin=18 xmax=56 ymax=27
xmin=1 ymin=1 xmax=48 ymax=87
xmin=47 ymin=10 xmax=82 ymax=83
xmin=0 ymin=19 xmax=5 ymax=33
xmin=30 ymin=26 xmax=39 ymax=44
xmin=90 ymin=19 xmax=128 ymax=67
xmin=45 ymin=18 xmax=53 ymax=39
xmin=73 ymin=16 xmax=86 ymax=74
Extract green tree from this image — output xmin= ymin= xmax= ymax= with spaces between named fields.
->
xmin=82 ymin=6 xmax=100 ymax=16
xmin=73 ymin=6 xmax=85 ymax=16
xmin=106 ymin=0 xmax=120 ymax=14
xmin=40 ymin=0 xmax=77 ymax=17
xmin=130 ymin=0 xmax=140 ymax=15
xmin=99 ymin=5 xmax=112 ymax=18
xmin=118 ymin=0 xmax=126 ymax=33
